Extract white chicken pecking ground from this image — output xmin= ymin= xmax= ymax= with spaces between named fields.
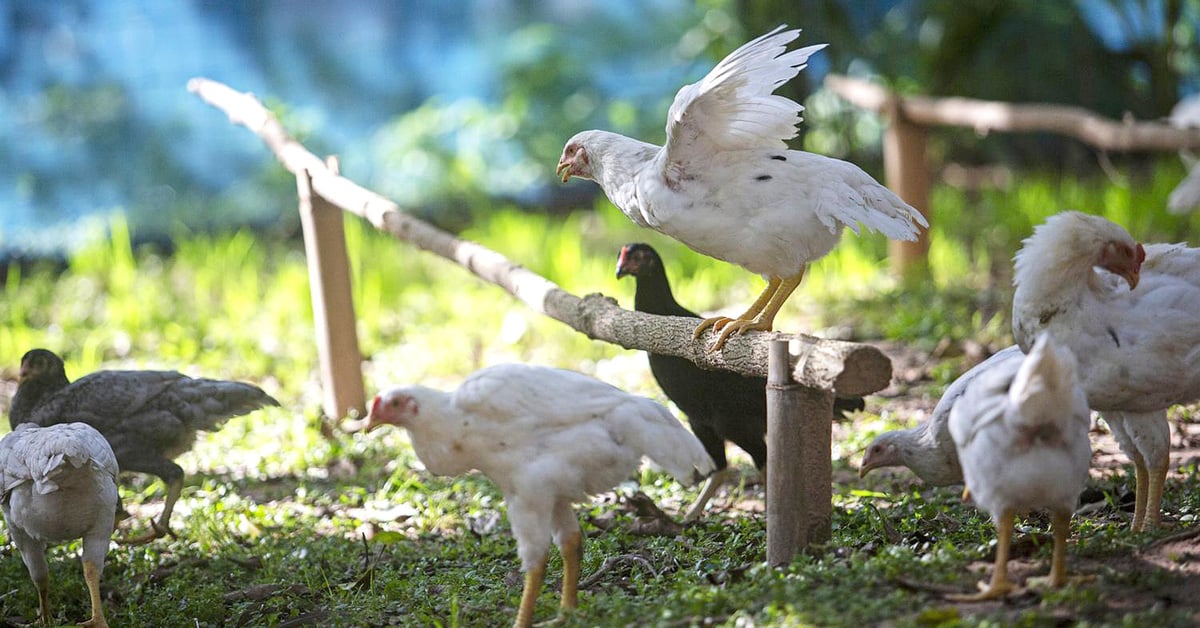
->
xmin=948 ymin=333 xmax=1092 ymax=601
xmin=1012 ymin=210 xmax=1200 ymax=531
xmin=364 ymin=363 xmax=716 ymax=628
xmin=557 ymin=25 xmax=927 ymax=351
xmin=859 ymin=344 xmax=1026 ymax=486
xmin=0 ymin=422 xmax=119 ymax=628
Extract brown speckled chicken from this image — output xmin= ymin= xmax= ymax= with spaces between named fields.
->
xmin=0 ymin=422 xmax=118 ymax=627
xmin=9 ymin=349 xmax=279 ymax=543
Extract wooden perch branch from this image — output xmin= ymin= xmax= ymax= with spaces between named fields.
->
xmin=826 ymin=74 xmax=1200 ymax=152
xmin=188 ymin=77 xmax=892 ymax=396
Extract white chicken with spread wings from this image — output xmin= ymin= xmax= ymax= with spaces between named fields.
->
xmin=557 ymin=26 xmax=927 ymax=350
xmin=0 ymin=422 xmax=119 ymax=628
xmin=1013 ymin=211 xmax=1200 ymax=530
xmin=949 ymin=334 xmax=1091 ymax=601
xmin=366 ymin=363 xmax=715 ymax=628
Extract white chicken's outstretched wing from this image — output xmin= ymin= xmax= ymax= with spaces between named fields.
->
xmin=664 ymin=25 xmax=826 ymax=161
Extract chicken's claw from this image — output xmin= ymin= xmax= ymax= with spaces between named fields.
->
xmin=116 ymin=520 xmax=176 ymax=545
xmin=945 ymin=579 xmax=1018 ymax=602
xmin=692 ymin=316 xmax=733 ymax=339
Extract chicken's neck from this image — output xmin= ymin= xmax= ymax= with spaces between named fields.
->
xmin=588 ymin=132 xmax=660 ymax=224
xmin=402 ymin=391 xmax=477 ymax=477
xmin=633 ymin=269 xmax=695 ymax=318
xmin=8 ymin=373 xmax=70 ymax=429
xmin=1012 ymin=249 xmax=1105 ymax=353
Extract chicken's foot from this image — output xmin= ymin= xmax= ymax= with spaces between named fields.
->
xmin=515 ymin=559 xmax=546 ymax=628
xmin=948 ymin=509 xmax=1015 ymax=602
xmin=682 ymin=467 xmax=735 ymax=522
xmin=695 ymin=268 xmax=806 ymax=352
xmin=560 ymin=528 xmax=582 ymax=612
xmin=80 ymin=559 xmax=109 ymax=628
xmin=117 ymin=476 xmax=183 ymax=544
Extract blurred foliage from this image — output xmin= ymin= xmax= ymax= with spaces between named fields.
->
xmin=731 ymin=0 xmax=1200 ymax=169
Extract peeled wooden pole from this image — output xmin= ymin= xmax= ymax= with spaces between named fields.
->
xmin=297 ymin=167 xmax=366 ymax=420
xmin=767 ymin=338 xmax=834 ymax=565
xmin=883 ymin=98 xmax=931 ymax=282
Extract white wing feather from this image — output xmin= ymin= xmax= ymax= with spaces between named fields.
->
xmin=664 ymin=25 xmax=826 ymax=158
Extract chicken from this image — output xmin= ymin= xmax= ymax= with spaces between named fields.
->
xmin=616 ymin=242 xmax=863 ymax=519
xmin=947 ymin=334 xmax=1091 ymax=600
xmin=859 ymin=345 xmax=1025 ymax=485
xmin=9 ymin=348 xmax=280 ymax=543
xmin=0 ymin=422 xmax=119 ymax=627
xmin=558 ymin=25 xmax=927 ymax=351
xmin=1012 ymin=211 xmax=1200 ymax=530
xmin=1167 ymin=93 xmax=1200 ymax=214
xmin=365 ymin=363 xmax=716 ymax=628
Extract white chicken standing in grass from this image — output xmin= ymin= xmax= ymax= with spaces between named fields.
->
xmin=948 ymin=334 xmax=1091 ymax=601
xmin=557 ymin=25 xmax=927 ymax=351
xmin=1012 ymin=211 xmax=1200 ymax=531
xmin=365 ymin=363 xmax=716 ymax=628
xmin=0 ymin=422 xmax=119 ymax=628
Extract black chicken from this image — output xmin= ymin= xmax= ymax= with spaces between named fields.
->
xmin=616 ymin=243 xmax=863 ymax=520
xmin=9 ymin=348 xmax=280 ymax=543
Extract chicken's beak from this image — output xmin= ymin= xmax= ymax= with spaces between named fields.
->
xmin=358 ymin=396 xmax=389 ymax=432
xmin=858 ymin=464 xmax=871 ymax=479
xmin=1119 ymin=268 xmax=1140 ymax=291
xmin=556 ymin=159 xmax=572 ymax=183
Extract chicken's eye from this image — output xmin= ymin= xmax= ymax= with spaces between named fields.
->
xmin=390 ymin=399 xmax=400 ymax=408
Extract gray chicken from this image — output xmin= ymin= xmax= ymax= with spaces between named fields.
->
xmin=0 ymin=422 xmax=119 ymax=628
xmin=9 ymin=348 xmax=279 ymax=543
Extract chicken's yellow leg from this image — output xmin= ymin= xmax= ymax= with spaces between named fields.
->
xmin=693 ymin=277 xmax=782 ymax=338
xmin=1144 ymin=455 xmax=1169 ymax=531
xmin=560 ymin=529 xmax=582 ymax=612
xmin=80 ymin=559 xmax=109 ymax=628
xmin=683 ymin=467 xmax=735 ymax=522
xmin=709 ymin=270 xmax=805 ymax=350
xmin=514 ymin=558 xmax=547 ymax=628
xmin=1048 ymin=510 xmax=1070 ymax=588
xmin=118 ymin=476 xmax=182 ymax=545
xmin=949 ymin=510 xmax=1014 ymax=601
xmin=1130 ymin=457 xmax=1149 ymax=532
xmin=35 ymin=574 xmax=51 ymax=628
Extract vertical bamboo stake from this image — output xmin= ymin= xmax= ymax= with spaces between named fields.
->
xmin=883 ymin=97 xmax=932 ymax=282
xmin=766 ymin=338 xmax=801 ymax=565
xmin=297 ymin=162 xmax=366 ymax=420
xmin=767 ymin=338 xmax=835 ymax=565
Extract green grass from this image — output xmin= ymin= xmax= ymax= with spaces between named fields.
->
xmin=1 ymin=163 xmax=1199 ymax=626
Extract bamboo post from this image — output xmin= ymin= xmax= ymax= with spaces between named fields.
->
xmin=767 ymin=338 xmax=834 ymax=565
xmin=883 ymin=98 xmax=932 ymax=282
xmin=296 ymin=161 xmax=366 ymax=420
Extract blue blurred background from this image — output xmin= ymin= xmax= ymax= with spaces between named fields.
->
xmin=1 ymin=0 xmax=1197 ymax=258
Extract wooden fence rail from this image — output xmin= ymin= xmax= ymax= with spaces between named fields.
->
xmin=189 ymin=77 xmax=897 ymax=562
xmin=826 ymin=74 xmax=1200 ymax=276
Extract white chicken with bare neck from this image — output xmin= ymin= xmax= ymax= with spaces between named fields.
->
xmin=557 ymin=25 xmax=927 ymax=350
xmin=1012 ymin=211 xmax=1200 ymax=531
xmin=366 ymin=363 xmax=716 ymax=628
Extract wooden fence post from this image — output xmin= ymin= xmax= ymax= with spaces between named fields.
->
xmin=296 ymin=163 xmax=366 ymax=420
xmin=767 ymin=338 xmax=834 ymax=565
xmin=883 ymin=98 xmax=932 ymax=282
